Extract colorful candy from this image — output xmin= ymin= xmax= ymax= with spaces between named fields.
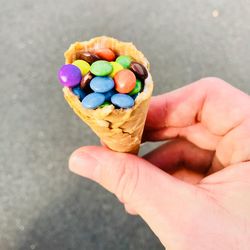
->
xmin=90 ymin=76 xmax=114 ymax=93
xmin=114 ymin=69 xmax=136 ymax=93
xmin=58 ymin=64 xmax=82 ymax=87
xmin=80 ymin=72 xmax=93 ymax=89
xmin=72 ymin=86 xmax=86 ymax=101
xmin=72 ymin=60 xmax=90 ymax=76
xmin=116 ymin=55 xmax=132 ymax=68
xmin=129 ymin=79 xmax=142 ymax=95
xmin=59 ymin=48 xmax=149 ymax=109
xmin=109 ymin=61 xmax=123 ymax=78
xmin=130 ymin=62 xmax=148 ymax=80
xmin=111 ymin=94 xmax=134 ymax=108
xmin=82 ymin=93 xmax=105 ymax=109
xmin=77 ymin=51 xmax=100 ymax=64
xmin=94 ymin=48 xmax=116 ymax=61
xmin=90 ymin=60 xmax=113 ymax=76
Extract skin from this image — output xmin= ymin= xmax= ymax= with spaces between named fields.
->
xmin=69 ymin=78 xmax=250 ymax=250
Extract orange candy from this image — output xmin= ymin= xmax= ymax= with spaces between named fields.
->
xmin=93 ymin=48 xmax=116 ymax=61
xmin=114 ymin=69 xmax=136 ymax=93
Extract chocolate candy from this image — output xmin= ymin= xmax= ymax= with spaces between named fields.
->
xmin=99 ymin=101 xmax=111 ymax=108
xmin=129 ymin=79 xmax=142 ymax=95
xmin=114 ymin=69 xmax=136 ymax=93
xmin=76 ymin=51 xmax=100 ymax=64
xmin=109 ymin=61 xmax=123 ymax=78
xmin=116 ymin=55 xmax=132 ymax=68
xmin=58 ymin=64 xmax=82 ymax=87
xmin=72 ymin=60 xmax=90 ymax=76
xmin=111 ymin=94 xmax=134 ymax=108
xmin=72 ymin=86 xmax=86 ymax=101
xmin=90 ymin=60 xmax=113 ymax=76
xmin=103 ymin=89 xmax=116 ymax=101
xmin=90 ymin=76 xmax=114 ymax=93
xmin=94 ymin=48 xmax=116 ymax=61
xmin=80 ymin=72 xmax=93 ymax=89
xmin=82 ymin=93 xmax=105 ymax=109
xmin=130 ymin=62 xmax=148 ymax=80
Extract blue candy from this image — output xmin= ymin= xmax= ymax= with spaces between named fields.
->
xmin=90 ymin=76 xmax=114 ymax=93
xmin=72 ymin=86 xmax=86 ymax=101
xmin=103 ymin=89 xmax=116 ymax=101
xmin=111 ymin=94 xmax=134 ymax=109
xmin=82 ymin=93 xmax=105 ymax=109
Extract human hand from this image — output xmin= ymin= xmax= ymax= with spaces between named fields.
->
xmin=69 ymin=78 xmax=250 ymax=249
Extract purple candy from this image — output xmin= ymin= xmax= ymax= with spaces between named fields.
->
xmin=58 ymin=64 xmax=82 ymax=87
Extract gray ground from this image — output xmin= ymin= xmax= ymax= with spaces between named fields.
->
xmin=1 ymin=0 xmax=250 ymax=249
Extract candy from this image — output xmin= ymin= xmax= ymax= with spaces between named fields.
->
xmin=72 ymin=86 xmax=86 ymax=101
xmin=72 ymin=60 xmax=90 ymax=76
xmin=130 ymin=62 xmax=148 ymax=80
xmin=129 ymin=79 xmax=142 ymax=95
xmin=76 ymin=51 xmax=100 ymax=64
xmin=103 ymin=89 xmax=116 ymax=101
xmin=93 ymin=48 xmax=116 ymax=61
xmin=111 ymin=94 xmax=134 ymax=109
xmin=109 ymin=61 xmax=123 ymax=78
xmin=90 ymin=76 xmax=114 ymax=93
xmin=116 ymin=55 xmax=132 ymax=68
xmin=99 ymin=101 xmax=111 ymax=108
xmin=82 ymin=93 xmax=105 ymax=109
xmin=80 ymin=72 xmax=93 ymax=89
xmin=114 ymin=69 xmax=136 ymax=93
xmin=58 ymin=64 xmax=82 ymax=87
xmin=90 ymin=60 xmax=113 ymax=76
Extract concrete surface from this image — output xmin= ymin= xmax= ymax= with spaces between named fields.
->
xmin=1 ymin=0 xmax=250 ymax=249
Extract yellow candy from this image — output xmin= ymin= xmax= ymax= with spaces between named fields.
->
xmin=109 ymin=61 xmax=123 ymax=78
xmin=72 ymin=60 xmax=90 ymax=76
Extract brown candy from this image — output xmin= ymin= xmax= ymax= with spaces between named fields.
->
xmin=76 ymin=51 xmax=100 ymax=64
xmin=130 ymin=62 xmax=148 ymax=80
xmin=80 ymin=72 xmax=93 ymax=89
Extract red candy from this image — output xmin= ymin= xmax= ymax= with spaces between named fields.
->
xmin=93 ymin=48 xmax=116 ymax=61
xmin=114 ymin=69 xmax=136 ymax=93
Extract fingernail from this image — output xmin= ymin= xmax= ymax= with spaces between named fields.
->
xmin=69 ymin=150 xmax=98 ymax=179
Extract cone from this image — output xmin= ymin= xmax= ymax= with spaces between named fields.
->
xmin=63 ymin=36 xmax=154 ymax=154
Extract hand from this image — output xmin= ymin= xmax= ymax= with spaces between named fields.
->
xmin=69 ymin=78 xmax=250 ymax=249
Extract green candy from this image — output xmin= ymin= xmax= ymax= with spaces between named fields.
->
xmin=116 ymin=55 xmax=132 ymax=68
xmin=129 ymin=79 xmax=142 ymax=95
xmin=90 ymin=60 xmax=113 ymax=76
xmin=99 ymin=101 xmax=111 ymax=108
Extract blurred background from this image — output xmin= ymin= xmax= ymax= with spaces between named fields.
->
xmin=1 ymin=0 xmax=250 ymax=249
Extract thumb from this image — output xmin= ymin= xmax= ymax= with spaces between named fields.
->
xmin=69 ymin=146 xmax=198 ymax=244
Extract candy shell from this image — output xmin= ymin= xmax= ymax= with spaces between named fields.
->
xmin=103 ymin=89 xmax=116 ymax=101
xmin=80 ymin=72 xmax=94 ymax=89
xmin=58 ymin=64 xmax=81 ymax=87
xmin=130 ymin=62 xmax=148 ymax=80
xmin=116 ymin=55 xmax=132 ymax=68
xmin=114 ymin=69 xmax=136 ymax=93
xmin=99 ymin=101 xmax=111 ymax=108
xmin=109 ymin=61 xmax=123 ymax=78
xmin=82 ymin=93 xmax=105 ymax=109
xmin=90 ymin=60 xmax=113 ymax=76
xmin=111 ymin=94 xmax=134 ymax=109
xmin=90 ymin=76 xmax=114 ymax=93
xmin=93 ymin=48 xmax=116 ymax=61
xmin=76 ymin=51 xmax=100 ymax=64
xmin=72 ymin=86 xmax=86 ymax=101
xmin=129 ymin=79 xmax=142 ymax=95
xmin=72 ymin=60 xmax=90 ymax=76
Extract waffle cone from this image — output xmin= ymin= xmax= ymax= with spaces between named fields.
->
xmin=63 ymin=36 xmax=153 ymax=154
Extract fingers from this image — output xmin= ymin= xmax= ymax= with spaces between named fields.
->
xmin=145 ymin=77 xmax=250 ymax=140
xmin=124 ymin=203 xmax=137 ymax=215
xmin=144 ymin=139 xmax=214 ymax=175
xmin=69 ymin=146 xmax=199 ymax=243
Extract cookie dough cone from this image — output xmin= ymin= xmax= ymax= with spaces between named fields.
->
xmin=63 ymin=36 xmax=153 ymax=154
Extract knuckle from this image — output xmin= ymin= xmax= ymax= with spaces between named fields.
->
xmin=114 ymin=157 xmax=139 ymax=204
